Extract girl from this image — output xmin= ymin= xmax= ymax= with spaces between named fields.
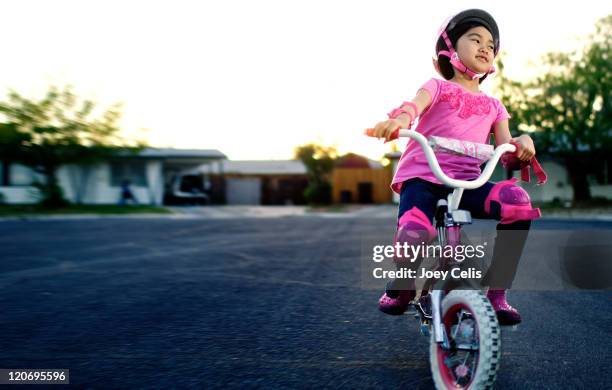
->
xmin=370 ymin=9 xmax=541 ymax=325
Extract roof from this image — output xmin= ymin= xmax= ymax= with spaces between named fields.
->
xmin=221 ymin=160 xmax=307 ymax=175
xmin=136 ymin=148 xmax=227 ymax=159
xmin=336 ymin=153 xmax=384 ymax=169
xmin=336 ymin=153 xmax=370 ymax=168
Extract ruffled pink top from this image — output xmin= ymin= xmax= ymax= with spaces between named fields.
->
xmin=391 ymin=78 xmax=510 ymax=194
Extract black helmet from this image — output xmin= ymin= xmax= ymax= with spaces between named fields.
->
xmin=434 ymin=9 xmax=500 ymax=81
xmin=437 ymin=9 xmax=500 ymax=56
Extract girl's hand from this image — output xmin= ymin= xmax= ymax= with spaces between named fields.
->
xmin=371 ymin=118 xmax=407 ymax=142
xmin=512 ymin=134 xmax=536 ymax=161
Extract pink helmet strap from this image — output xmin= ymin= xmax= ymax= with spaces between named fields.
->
xmin=437 ymin=30 xmax=495 ymax=80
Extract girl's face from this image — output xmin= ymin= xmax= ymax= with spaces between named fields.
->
xmin=455 ymin=26 xmax=495 ymax=74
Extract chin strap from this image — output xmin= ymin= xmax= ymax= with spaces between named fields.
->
xmin=437 ymin=30 xmax=495 ymax=80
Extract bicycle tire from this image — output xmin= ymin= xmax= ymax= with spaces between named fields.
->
xmin=430 ymin=290 xmax=501 ymax=390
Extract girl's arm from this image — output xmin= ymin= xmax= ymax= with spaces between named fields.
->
xmin=371 ymin=88 xmax=433 ymax=141
xmin=492 ymin=119 xmax=535 ymax=161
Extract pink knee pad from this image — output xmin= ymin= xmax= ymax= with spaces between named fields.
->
xmin=485 ymin=178 xmax=541 ymax=224
xmin=394 ymin=207 xmax=437 ymax=262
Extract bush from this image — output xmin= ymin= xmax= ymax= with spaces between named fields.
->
xmin=304 ymin=181 xmax=332 ymax=205
xmin=0 ymin=191 xmax=5 ymax=205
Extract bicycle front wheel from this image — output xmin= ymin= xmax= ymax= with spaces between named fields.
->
xmin=430 ymin=290 xmax=501 ymax=390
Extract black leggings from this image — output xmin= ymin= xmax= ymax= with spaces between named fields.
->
xmin=396 ymin=178 xmax=531 ymax=289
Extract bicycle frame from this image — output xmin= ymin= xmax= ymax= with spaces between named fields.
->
xmin=397 ymin=129 xmax=516 ymax=345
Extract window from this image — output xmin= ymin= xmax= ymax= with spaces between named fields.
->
xmin=110 ymin=161 xmax=147 ymax=186
xmin=10 ymin=164 xmax=37 ymax=186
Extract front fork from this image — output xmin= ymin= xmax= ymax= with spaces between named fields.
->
xmin=431 ymin=289 xmax=446 ymax=345
xmin=430 ymin=200 xmax=466 ymax=347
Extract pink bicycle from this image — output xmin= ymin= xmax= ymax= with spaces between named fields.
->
xmin=367 ymin=128 xmax=518 ymax=389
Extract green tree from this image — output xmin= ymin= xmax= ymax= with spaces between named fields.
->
xmin=496 ymin=15 xmax=612 ymax=202
xmin=0 ymin=85 xmax=146 ymax=207
xmin=294 ymin=143 xmax=337 ymax=205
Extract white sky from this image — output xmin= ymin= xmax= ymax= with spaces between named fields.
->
xmin=0 ymin=0 xmax=610 ymax=161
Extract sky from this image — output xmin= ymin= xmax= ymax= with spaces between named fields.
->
xmin=0 ymin=0 xmax=610 ymax=161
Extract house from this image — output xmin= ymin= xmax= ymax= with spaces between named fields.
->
xmin=0 ymin=148 xmax=226 ymax=205
xmin=217 ymin=160 xmax=309 ymax=205
xmin=331 ymin=153 xmax=393 ymax=204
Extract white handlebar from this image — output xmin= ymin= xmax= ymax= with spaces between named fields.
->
xmin=398 ymin=129 xmax=516 ymax=190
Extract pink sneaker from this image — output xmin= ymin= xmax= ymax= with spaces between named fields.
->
xmin=487 ymin=289 xmax=522 ymax=325
xmin=378 ymin=289 xmax=416 ymax=316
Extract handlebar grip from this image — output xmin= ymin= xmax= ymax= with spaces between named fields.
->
xmin=364 ymin=127 xmax=400 ymax=142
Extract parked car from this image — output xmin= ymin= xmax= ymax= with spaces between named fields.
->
xmin=164 ymin=173 xmax=211 ymax=205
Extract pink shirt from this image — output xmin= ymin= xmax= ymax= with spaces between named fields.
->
xmin=391 ymin=78 xmax=510 ymax=194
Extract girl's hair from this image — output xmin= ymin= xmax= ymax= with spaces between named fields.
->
xmin=436 ymin=21 xmax=492 ymax=84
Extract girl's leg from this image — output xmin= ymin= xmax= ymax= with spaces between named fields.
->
xmin=396 ymin=178 xmax=444 ymax=222
xmin=460 ymin=180 xmax=540 ymax=324
xmin=379 ymin=178 xmax=443 ymax=315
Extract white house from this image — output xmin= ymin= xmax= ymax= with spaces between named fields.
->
xmin=0 ymin=148 xmax=226 ymax=205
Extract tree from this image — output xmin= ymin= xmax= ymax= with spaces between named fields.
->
xmin=294 ymin=143 xmax=337 ymax=205
xmin=0 ymin=85 xmax=146 ymax=207
xmin=496 ymin=15 xmax=612 ymax=202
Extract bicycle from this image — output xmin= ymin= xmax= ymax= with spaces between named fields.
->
xmin=367 ymin=128 xmax=518 ymax=389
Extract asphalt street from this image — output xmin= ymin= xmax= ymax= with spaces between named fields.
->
xmin=0 ymin=215 xmax=610 ymax=389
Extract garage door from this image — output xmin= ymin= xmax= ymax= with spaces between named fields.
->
xmin=226 ymin=178 xmax=261 ymax=205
